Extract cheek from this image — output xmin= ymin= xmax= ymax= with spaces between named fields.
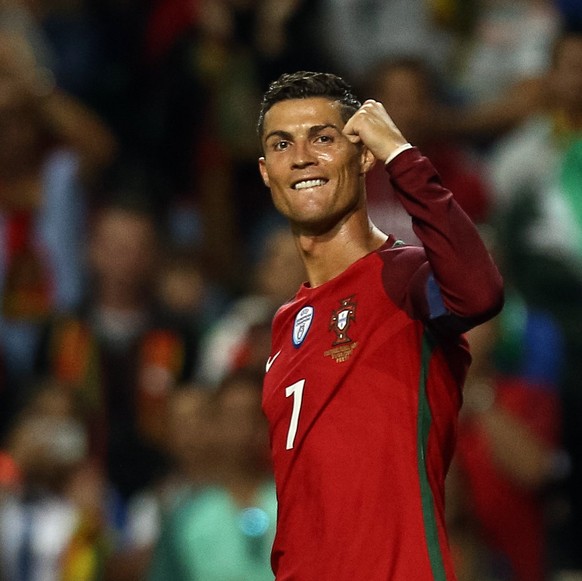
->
xmin=339 ymin=159 xmax=363 ymax=185
xmin=269 ymin=188 xmax=292 ymax=215
xmin=266 ymin=173 xmax=291 ymax=204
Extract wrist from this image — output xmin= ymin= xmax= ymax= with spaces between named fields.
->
xmin=385 ymin=143 xmax=413 ymax=165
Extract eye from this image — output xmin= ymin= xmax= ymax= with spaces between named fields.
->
xmin=315 ymin=134 xmax=333 ymax=144
xmin=273 ymin=140 xmax=290 ymax=151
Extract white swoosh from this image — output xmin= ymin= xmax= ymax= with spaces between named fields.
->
xmin=265 ymin=350 xmax=282 ymax=373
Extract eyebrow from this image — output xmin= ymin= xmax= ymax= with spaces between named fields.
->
xmin=309 ymin=124 xmax=340 ymax=136
xmin=264 ymin=129 xmax=293 ymax=143
xmin=264 ymin=124 xmax=341 ymax=144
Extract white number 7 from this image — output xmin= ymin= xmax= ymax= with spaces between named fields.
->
xmin=285 ymin=379 xmax=305 ymax=450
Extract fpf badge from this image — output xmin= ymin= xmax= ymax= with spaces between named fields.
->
xmin=326 ymin=296 xmax=358 ymax=363
xmin=293 ymin=305 xmax=314 ymax=347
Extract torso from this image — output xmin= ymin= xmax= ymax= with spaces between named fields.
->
xmin=263 ymin=239 xmax=468 ymax=580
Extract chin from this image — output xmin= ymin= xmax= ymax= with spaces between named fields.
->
xmin=290 ymin=216 xmax=339 ymax=237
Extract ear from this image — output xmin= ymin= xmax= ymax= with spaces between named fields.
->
xmin=258 ymin=157 xmax=270 ymax=188
xmin=359 ymin=146 xmax=376 ymax=175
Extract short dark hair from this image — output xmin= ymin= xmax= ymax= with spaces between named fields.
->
xmin=257 ymin=71 xmax=362 ymax=138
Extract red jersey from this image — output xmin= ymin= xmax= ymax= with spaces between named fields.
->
xmin=262 ymin=149 xmax=503 ymax=581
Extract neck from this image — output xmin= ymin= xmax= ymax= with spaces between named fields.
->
xmin=294 ymin=206 xmax=388 ymax=288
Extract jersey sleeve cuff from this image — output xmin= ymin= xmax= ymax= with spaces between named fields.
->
xmin=384 ymin=143 xmax=414 ymax=165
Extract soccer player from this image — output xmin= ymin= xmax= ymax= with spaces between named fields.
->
xmin=257 ymin=71 xmax=504 ymax=580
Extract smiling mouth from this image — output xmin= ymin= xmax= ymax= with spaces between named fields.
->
xmin=292 ymin=179 xmax=328 ymax=190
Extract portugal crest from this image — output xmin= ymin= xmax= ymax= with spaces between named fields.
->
xmin=326 ymin=296 xmax=358 ymax=362
xmin=329 ymin=296 xmax=357 ymax=345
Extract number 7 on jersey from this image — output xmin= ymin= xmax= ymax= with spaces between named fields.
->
xmin=285 ymin=379 xmax=305 ymax=449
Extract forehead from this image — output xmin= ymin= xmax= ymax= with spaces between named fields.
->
xmin=263 ymin=97 xmax=345 ymax=137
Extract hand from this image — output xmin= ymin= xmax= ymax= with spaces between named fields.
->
xmin=342 ymin=99 xmax=409 ymax=162
xmin=0 ymin=31 xmax=54 ymax=105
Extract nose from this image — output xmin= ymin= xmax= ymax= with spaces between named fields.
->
xmin=291 ymin=140 xmax=317 ymax=169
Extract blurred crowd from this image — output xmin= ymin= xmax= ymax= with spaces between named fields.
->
xmin=0 ymin=0 xmax=581 ymax=580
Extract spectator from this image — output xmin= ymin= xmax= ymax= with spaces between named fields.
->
xmin=491 ymin=28 xmax=582 ymax=276
xmin=450 ymin=291 xmax=565 ymax=581
xmin=0 ymin=29 xmax=116 ymax=432
xmin=317 ymin=0 xmax=455 ymax=85
xmin=140 ymin=0 xmax=325 ymax=283
xmin=104 ymin=385 xmax=216 ymax=581
xmin=155 ymin=245 xmax=230 ymax=365
xmin=147 ymin=368 xmax=276 ymax=581
xmin=364 ymin=56 xmax=492 ymax=245
xmin=488 ymin=28 xmax=582 ymax=574
xmin=36 ymin=198 xmax=196 ymax=504
xmin=435 ymin=0 xmax=562 ymax=142
xmin=9 ymin=0 xmax=104 ymax=102
xmin=0 ymin=379 xmax=111 ymax=581
xmin=197 ymin=224 xmax=305 ymax=385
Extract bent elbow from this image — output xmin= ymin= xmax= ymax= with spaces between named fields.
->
xmin=474 ymin=277 xmax=505 ymax=323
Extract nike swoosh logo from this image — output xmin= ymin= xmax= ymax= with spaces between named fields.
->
xmin=265 ymin=350 xmax=282 ymax=373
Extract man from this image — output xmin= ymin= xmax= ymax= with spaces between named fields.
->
xmin=258 ymin=71 xmax=503 ymax=580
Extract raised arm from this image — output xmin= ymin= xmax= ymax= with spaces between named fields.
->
xmin=344 ymin=99 xmax=503 ymax=329
xmin=387 ymin=148 xmax=503 ymax=329
xmin=0 ymin=30 xmax=117 ymax=181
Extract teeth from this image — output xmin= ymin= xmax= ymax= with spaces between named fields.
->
xmin=294 ymin=179 xmax=326 ymax=190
